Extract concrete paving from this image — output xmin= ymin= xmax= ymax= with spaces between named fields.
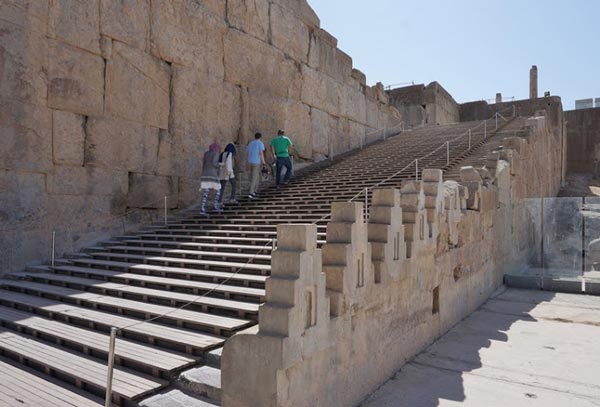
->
xmin=361 ymin=287 xmax=600 ymax=407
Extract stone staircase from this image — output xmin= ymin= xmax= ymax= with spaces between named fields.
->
xmin=0 ymin=116 xmax=522 ymax=406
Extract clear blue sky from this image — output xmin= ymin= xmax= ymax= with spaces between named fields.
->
xmin=307 ymin=0 xmax=599 ymax=110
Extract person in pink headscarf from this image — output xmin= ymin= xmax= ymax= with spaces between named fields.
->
xmin=200 ymin=143 xmax=222 ymax=215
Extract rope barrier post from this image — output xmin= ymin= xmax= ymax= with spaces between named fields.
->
xmin=468 ymin=129 xmax=472 ymax=150
xmin=51 ymin=231 xmax=56 ymax=268
xmin=495 ymin=112 xmax=498 ymax=130
xmin=164 ymin=196 xmax=168 ymax=225
xmin=446 ymin=141 xmax=450 ymax=165
xmin=364 ymin=188 xmax=369 ymax=223
xmin=105 ymin=327 xmax=117 ymax=407
xmin=415 ymin=159 xmax=419 ymax=181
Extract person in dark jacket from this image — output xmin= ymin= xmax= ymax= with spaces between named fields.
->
xmin=200 ymin=143 xmax=222 ymax=215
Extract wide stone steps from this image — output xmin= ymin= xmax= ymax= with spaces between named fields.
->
xmin=101 ymin=245 xmax=273 ymax=265
xmin=0 ymin=305 xmax=195 ymax=376
xmin=0 ymin=289 xmax=224 ymax=355
xmin=0 ymin=329 xmax=167 ymax=403
xmin=0 ymin=117 xmax=525 ymax=405
xmin=0 ymin=356 xmax=104 ymax=407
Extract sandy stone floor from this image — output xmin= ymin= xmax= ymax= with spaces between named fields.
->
xmin=361 ymin=288 xmax=600 ymax=407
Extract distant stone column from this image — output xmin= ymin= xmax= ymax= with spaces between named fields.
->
xmin=496 ymin=93 xmax=502 ymax=103
xmin=529 ymin=65 xmax=538 ymax=99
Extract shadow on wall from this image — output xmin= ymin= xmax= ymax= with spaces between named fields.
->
xmin=359 ymin=290 xmax=549 ymax=407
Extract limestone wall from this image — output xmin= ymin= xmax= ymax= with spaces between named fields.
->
xmin=387 ymin=82 xmax=459 ymax=128
xmin=0 ymin=0 xmax=400 ymax=275
xmin=221 ymin=114 xmax=562 ymax=407
xmin=564 ymin=107 xmax=600 ymax=174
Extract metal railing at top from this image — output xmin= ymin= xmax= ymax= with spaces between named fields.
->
xmin=102 ymin=106 xmax=515 ymax=405
xmin=348 ymin=104 xmax=517 ymax=221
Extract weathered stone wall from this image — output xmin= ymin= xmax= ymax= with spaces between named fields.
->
xmin=221 ymin=114 xmax=562 ymax=407
xmin=564 ymin=107 xmax=600 ymax=174
xmin=387 ymin=82 xmax=459 ymax=128
xmin=0 ymin=0 xmax=400 ymax=275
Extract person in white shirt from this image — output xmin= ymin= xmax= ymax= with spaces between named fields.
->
xmin=217 ymin=143 xmax=238 ymax=205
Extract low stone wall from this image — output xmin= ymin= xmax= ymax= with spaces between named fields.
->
xmin=0 ymin=0 xmax=400 ymax=275
xmin=221 ymin=115 xmax=561 ymax=407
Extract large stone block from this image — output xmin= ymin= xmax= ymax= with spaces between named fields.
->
xmin=0 ymin=100 xmax=53 ymax=172
xmin=48 ymin=41 xmax=105 ymax=116
xmin=49 ymin=0 xmax=101 ymax=54
xmin=308 ymin=31 xmax=352 ymax=82
xmin=150 ymin=0 xmax=226 ymax=77
xmin=85 ymin=115 xmax=160 ymax=174
xmin=310 ymin=108 xmax=338 ymax=159
xmin=46 ymin=166 xmax=128 ymax=197
xmin=100 ymin=0 xmax=150 ymax=50
xmin=157 ymin=130 xmax=176 ymax=176
xmin=271 ymin=0 xmax=320 ymax=29
xmin=52 ymin=110 xmax=85 ymax=166
xmin=106 ymin=42 xmax=170 ymax=129
xmin=0 ymin=1 xmax=48 ymax=34
xmin=226 ymin=0 xmax=269 ymax=42
xmin=339 ymin=84 xmax=367 ymax=123
xmin=171 ymin=66 xmax=241 ymax=139
xmin=127 ymin=173 xmax=179 ymax=208
xmin=0 ymin=18 xmax=48 ymax=106
xmin=270 ymin=3 xmax=310 ymax=63
xmin=224 ymin=28 xmax=301 ymax=100
xmin=0 ymin=171 xmax=46 ymax=226
xmin=301 ymin=65 xmax=340 ymax=116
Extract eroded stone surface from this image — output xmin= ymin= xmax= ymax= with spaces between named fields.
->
xmin=106 ymin=42 xmax=170 ymax=129
xmin=100 ymin=0 xmax=150 ymax=50
xmin=49 ymin=0 xmax=101 ymax=55
xmin=48 ymin=41 xmax=105 ymax=116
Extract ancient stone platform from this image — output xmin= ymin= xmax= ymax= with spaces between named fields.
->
xmin=361 ymin=287 xmax=600 ymax=407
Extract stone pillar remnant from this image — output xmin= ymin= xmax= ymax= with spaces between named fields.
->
xmin=529 ymin=65 xmax=538 ymax=99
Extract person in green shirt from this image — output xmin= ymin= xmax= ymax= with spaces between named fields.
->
xmin=270 ymin=130 xmax=294 ymax=187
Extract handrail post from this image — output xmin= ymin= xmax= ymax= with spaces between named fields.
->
xmin=415 ymin=159 xmax=419 ymax=181
xmin=51 ymin=231 xmax=56 ymax=268
xmin=468 ymin=129 xmax=472 ymax=150
xmin=446 ymin=141 xmax=450 ymax=165
xmin=105 ymin=327 xmax=117 ymax=407
xmin=495 ymin=112 xmax=498 ymax=130
xmin=484 ymin=120 xmax=487 ymax=138
xmin=364 ymin=188 xmax=369 ymax=222
xmin=164 ymin=196 xmax=168 ymax=225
